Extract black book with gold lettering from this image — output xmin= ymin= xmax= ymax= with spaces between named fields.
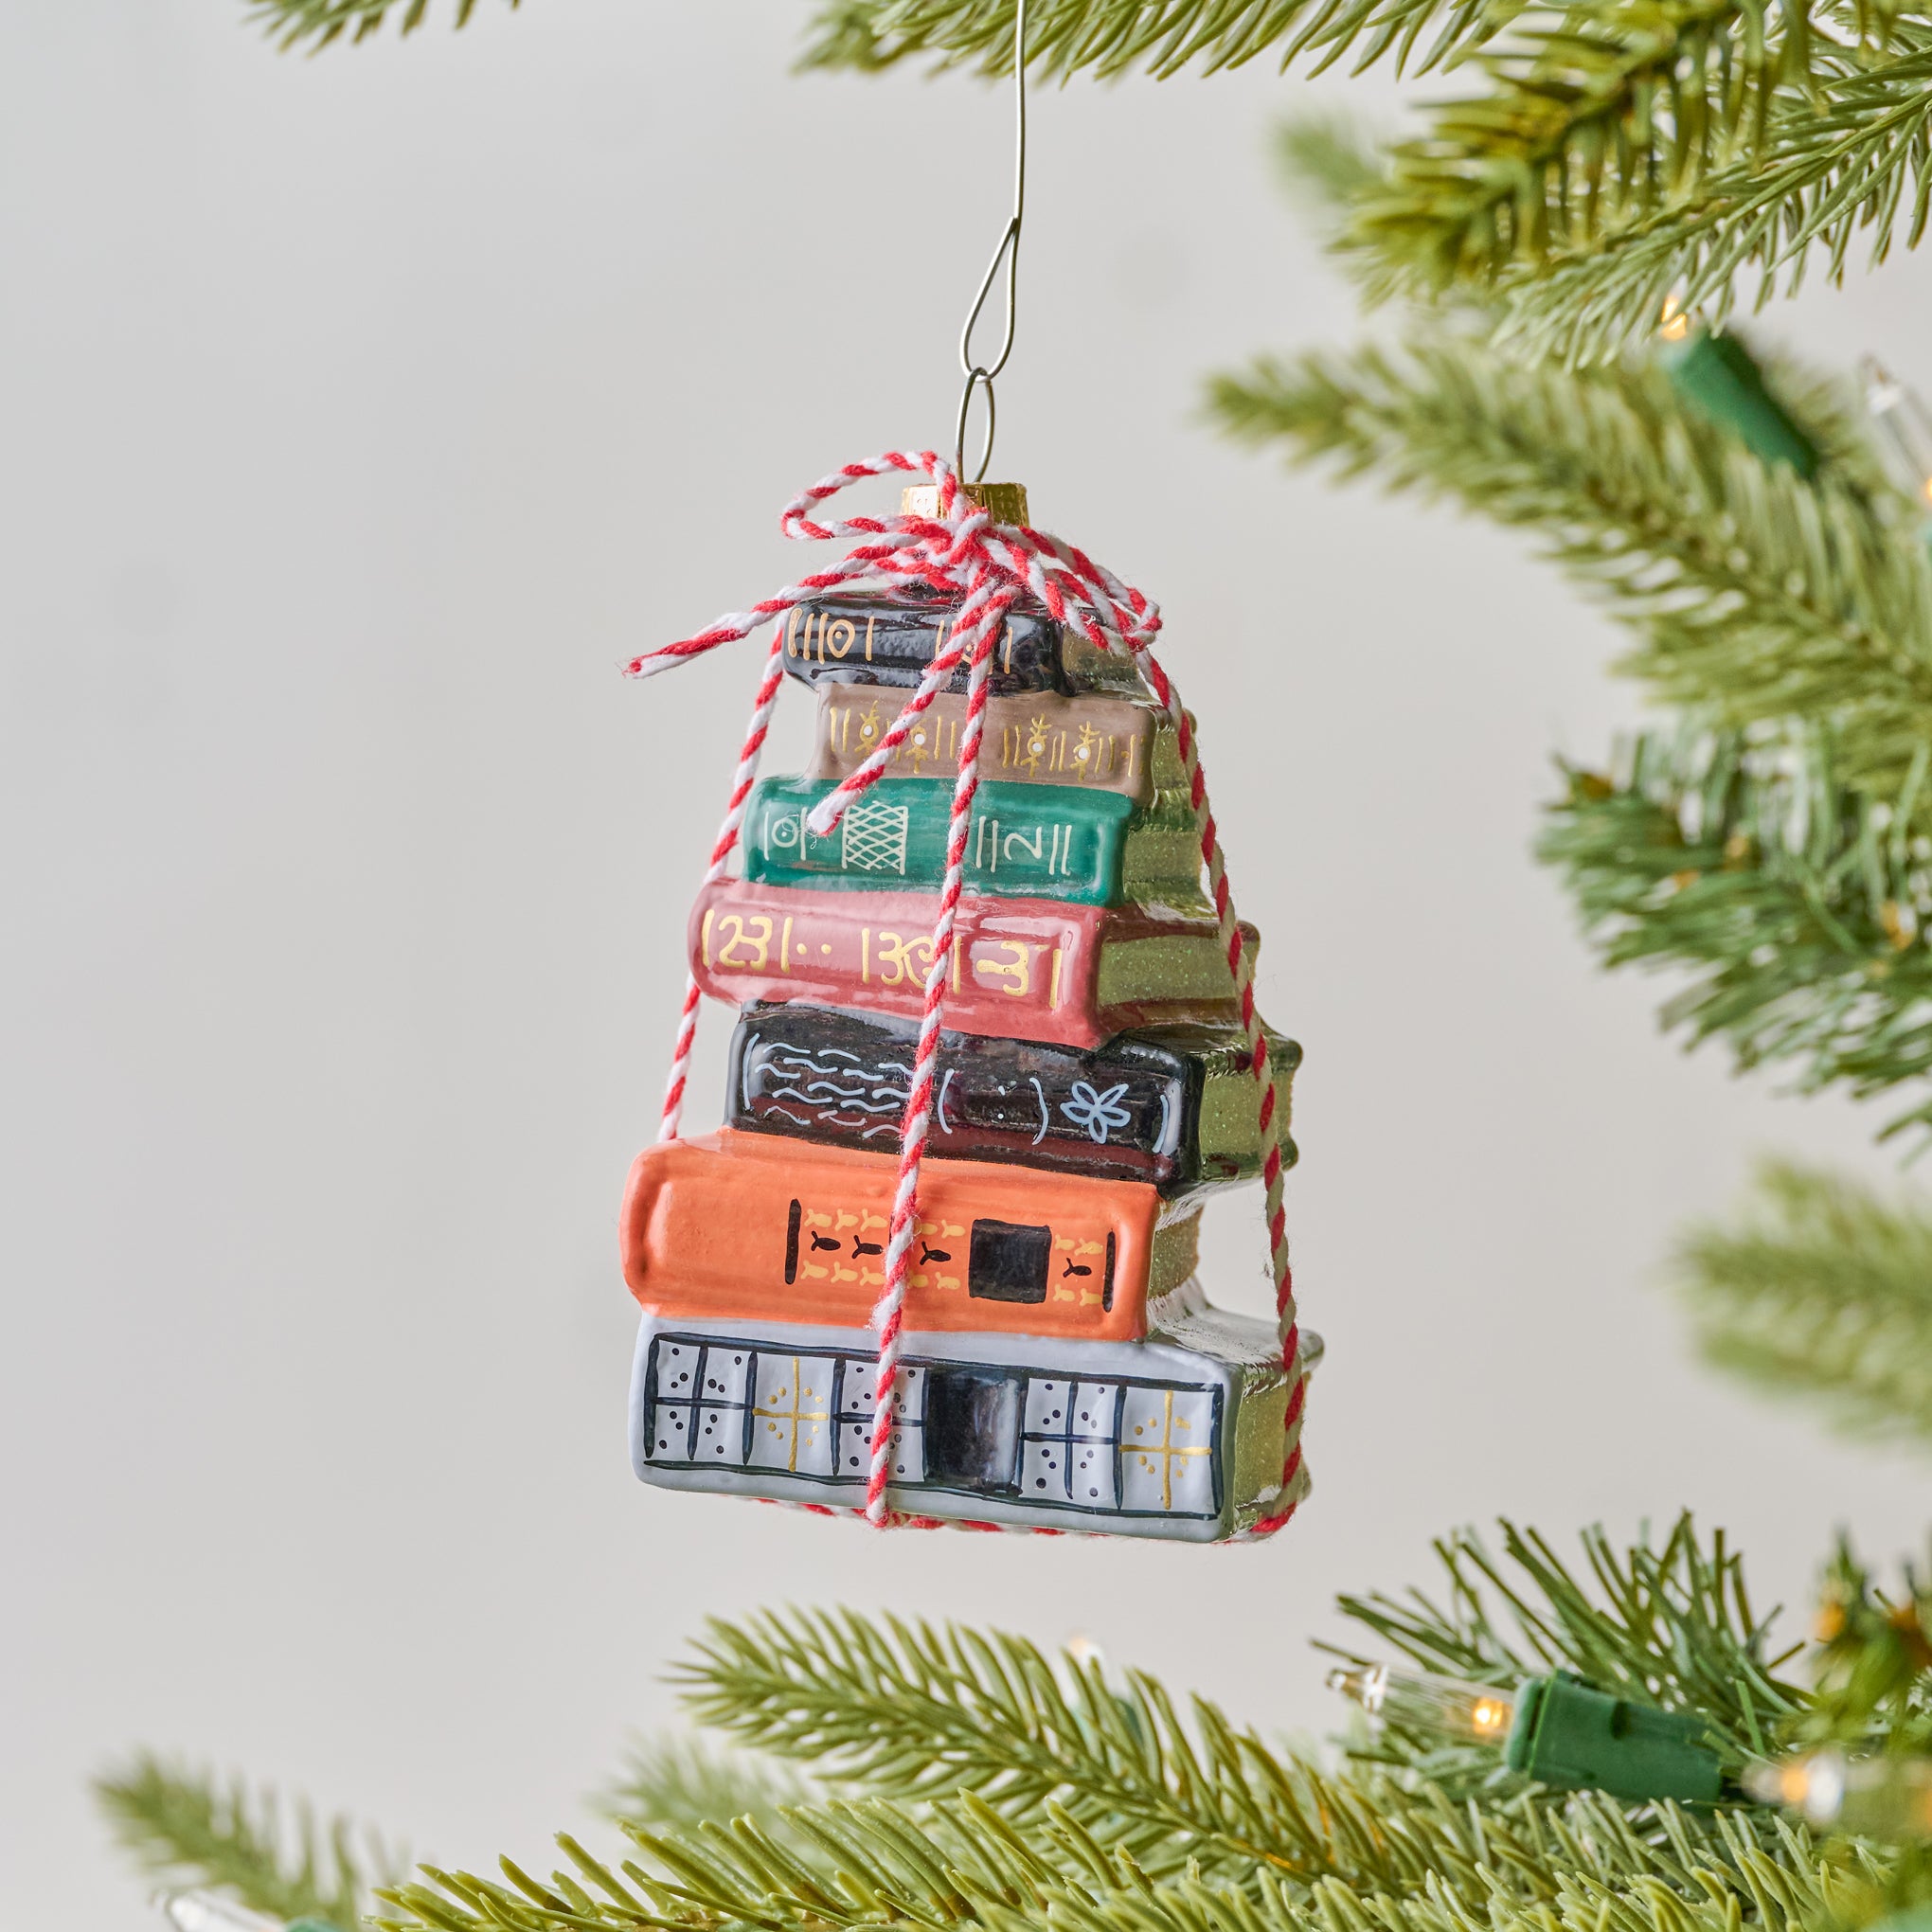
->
xmin=781 ymin=586 xmax=1145 ymax=698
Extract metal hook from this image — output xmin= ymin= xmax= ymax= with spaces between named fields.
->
xmin=956 ymin=368 xmax=996 ymax=486
xmin=955 ymin=0 xmax=1025 ymax=485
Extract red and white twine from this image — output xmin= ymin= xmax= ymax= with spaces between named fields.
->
xmin=631 ymin=451 xmax=1308 ymax=1538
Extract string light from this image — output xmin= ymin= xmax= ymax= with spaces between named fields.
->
xmin=1329 ymin=1664 xmax=1726 ymax=1803
xmin=1744 ymin=1749 xmax=1932 ymax=1839
xmin=1654 ymin=299 xmax=1818 ymax=477
xmin=1859 ymin=357 xmax=1932 ymax=509
xmin=1328 ymin=1663 xmax=1516 ymax=1744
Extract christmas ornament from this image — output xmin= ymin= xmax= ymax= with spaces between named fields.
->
xmin=619 ymin=460 xmax=1315 ymax=1541
xmin=616 ymin=0 xmax=1315 ymax=1541
xmin=1332 ymin=1664 xmax=1726 ymax=1802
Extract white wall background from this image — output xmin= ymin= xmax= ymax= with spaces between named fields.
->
xmin=4 ymin=3 xmax=1930 ymax=1923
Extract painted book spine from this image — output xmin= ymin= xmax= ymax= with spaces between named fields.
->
xmin=744 ymin=777 xmax=1142 ymax=904
xmin=727 ymin=1003 xmax=1195 ymax=1188
xmin=687 ymin=880 xmax=1249 ymax=1049
xmin=782 ymin=598 xmax=1068 ymax=695
xmin=806 ymin=688 xmax=1166 ymax=802
xmin=630 ymin=1310 xmax=1294 ymax=1540
xmin=620 ymin=1129 xmax=1162 ymax=1341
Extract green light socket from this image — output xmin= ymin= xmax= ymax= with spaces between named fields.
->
xmin=1660 ymin=329 xmax=1818 ymax=477
xmin=1503 ymin=1672 xmax=1725 ymax=1803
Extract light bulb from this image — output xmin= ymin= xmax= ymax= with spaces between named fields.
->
xmin=1744 ymin=1749 xmax=1932 ymax=1839
xmin=1860 ymin=357 xmax=1932 ymax=509
xmin=1328 ymin=1663 xmax=1517 ymax=1745
xmin=1659 ymin=295 xmax=1693 ymax=343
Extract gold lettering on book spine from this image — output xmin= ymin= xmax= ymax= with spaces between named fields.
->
xmin=872 ymin=929 xmax=935 ymax=986
xmin=821 ymin=692 xmax=1144 ymax=790
xmin=1070 ymin=722 xmax=1111 ymax=781
xmin=977 ymin=940 xmax=1031 ymax=996
xmin=713 ymin=913 xmax=772 ymax=970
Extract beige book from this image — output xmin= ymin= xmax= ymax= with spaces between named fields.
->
xmin=806 ymin=688 xmax=1183 ymax=803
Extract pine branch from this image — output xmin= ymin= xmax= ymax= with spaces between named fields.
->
xmin=970 ymin=1816 xmax=1860 ymax=1932
xmin=380 ymin=1793 xmax=1105 ymax=1932
xmin=1208 ymin=336 xmax=1932 ymax=805
xmin=599 ymin=1733 xmax=817 ymax=1839
xmin=1349 ymin=0 xmax=1830 ymax=299
xmin=1540 ymin=727 xmax=1932 ymax=1134
xmin=1478 ymin=23 xmax=1932 ymax=362
xmin=96 ymin=1753 xmax=395 ymax=1928
xmin=797 ymin=0 xmax=1529 ymax=83
xmin=371 ymin=1775 xmax=1852 ymax=1932
xmin=671 ymin=1603 xmax=1818 ymax=1902
xmin=1328 ymin=1513 xmax=1806 ymax=1770
xmin=672 ymin=1606 xmax=1474 ymax=1885
xmin=246 ymin=0 xmax=515 ymax=53
xmin=1276 ymin=114 xmax=1390 ymax=215
xmin=1676 ymin=1158 xmax=1932 ymax=1441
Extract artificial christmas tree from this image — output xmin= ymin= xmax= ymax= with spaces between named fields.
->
xmin=102 ymin=0 xmax=1932 ymax=1921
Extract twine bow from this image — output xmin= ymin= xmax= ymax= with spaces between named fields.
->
xmin=634 ymin=450 xmax=1307 ymax=1537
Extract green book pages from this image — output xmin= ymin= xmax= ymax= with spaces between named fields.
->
xmin=742 ymin=776 xmax=1203 ymax=906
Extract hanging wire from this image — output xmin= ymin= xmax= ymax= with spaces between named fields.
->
xmin=955 ymin=0 xmax=1026 ymax=484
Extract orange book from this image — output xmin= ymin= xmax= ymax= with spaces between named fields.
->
xmin=621 ymin=1129 xmax=1172 ymax=1342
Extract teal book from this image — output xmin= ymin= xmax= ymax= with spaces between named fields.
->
xmin=742 ymin=777 xmax=1201 ymax=905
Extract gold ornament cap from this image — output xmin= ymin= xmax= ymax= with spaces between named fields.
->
xmin=902 ymin=480 xmax=1029 ymax=525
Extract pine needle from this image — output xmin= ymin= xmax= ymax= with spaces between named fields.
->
xmin=796 ymin=0 xmax=1529 ymax=81
xmin=599 ymin=1734 xmax=818 ymax=1839
xmin=95 ymin=1753 xmax=397 ymax=1929
xmin=1676 ymin=1158 xmax=1932 ymax=1440
xmin=1542 ymin=728 xmax=1932 ymax=1135
xmin=245 ymin=0 xmax=512 ymax=53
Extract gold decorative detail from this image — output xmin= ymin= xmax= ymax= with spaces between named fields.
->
xmin=756 ymin=1358 xmax=830 ymax=1473
xmin=1127 ymin=1390 xmax=1210 ymax=1511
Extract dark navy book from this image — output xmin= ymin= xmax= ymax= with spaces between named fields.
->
xmin=779 ymin=587 xmax=1143 ymax=698
xmin=724 ymin=1002 xmax=1298 ymax=1196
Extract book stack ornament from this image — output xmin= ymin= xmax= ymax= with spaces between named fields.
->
xmin=620 ymin=463 xmax=1319 ymax=1542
